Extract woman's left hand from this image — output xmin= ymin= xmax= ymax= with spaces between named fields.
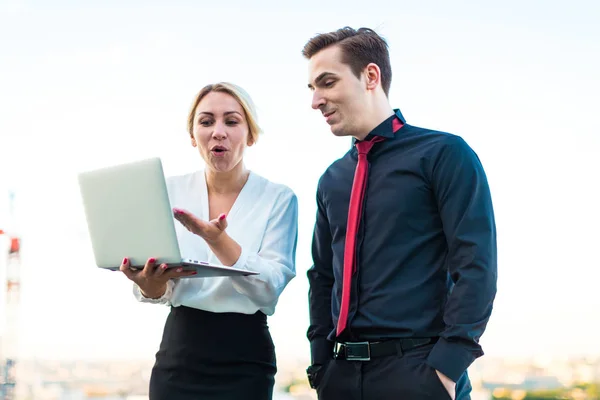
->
xmin=173 ymin=207 xmax=228 ymax=244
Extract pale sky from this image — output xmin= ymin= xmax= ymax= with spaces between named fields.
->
xmin=0 ymin=0 xmax=599 ymax=364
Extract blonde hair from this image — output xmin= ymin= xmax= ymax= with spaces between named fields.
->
xmin=186 ymin=82 xmax=262 ymax=145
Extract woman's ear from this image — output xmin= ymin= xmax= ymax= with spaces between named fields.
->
xmin=191 ymin=138 xmax=197 ymax=147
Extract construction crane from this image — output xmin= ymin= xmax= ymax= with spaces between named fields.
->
xmin=0 ymin=191 xmax=21 ymax=400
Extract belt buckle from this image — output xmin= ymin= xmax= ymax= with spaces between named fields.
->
xmin=343 ymin=341 xmax=371 ymax=361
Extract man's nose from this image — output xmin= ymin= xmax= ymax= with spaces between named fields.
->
xmin=312 ymin=91 xmax=326 ymax=110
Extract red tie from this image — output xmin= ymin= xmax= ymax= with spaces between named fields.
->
xmin=336 ymin=118 xmax=404 ymax=337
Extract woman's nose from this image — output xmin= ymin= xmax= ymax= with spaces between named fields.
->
xmin=212 ymin=121 xmax=227 ymax=139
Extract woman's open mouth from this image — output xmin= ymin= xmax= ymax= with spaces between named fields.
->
xmin=211 ymin=146 xmax=228 ymax=157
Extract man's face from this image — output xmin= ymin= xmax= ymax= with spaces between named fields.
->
xmin=308 ymin=45 xmax=368 ymax=138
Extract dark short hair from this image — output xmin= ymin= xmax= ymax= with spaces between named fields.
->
xmin=302 ymin=27 xmax=392 ymax=96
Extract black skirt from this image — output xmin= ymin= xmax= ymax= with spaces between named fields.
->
xmin=149 ymin=305 xmax=277 ymax=400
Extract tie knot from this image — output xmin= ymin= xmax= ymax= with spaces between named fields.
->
xmin=356 ymin=136 xmax=384 ymax=155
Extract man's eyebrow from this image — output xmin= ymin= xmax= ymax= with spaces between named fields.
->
xmin=308 ymin=72 xmax=337 ymax=89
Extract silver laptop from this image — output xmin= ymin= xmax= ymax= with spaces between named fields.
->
xmin=77 ymin=157 xmax=258 ymax=278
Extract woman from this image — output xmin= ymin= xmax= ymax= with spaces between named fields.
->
xmin=119 ymin=82 xmax=298 ymax=400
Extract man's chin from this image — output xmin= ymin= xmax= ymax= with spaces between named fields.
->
xmin=329 ymin=123 xmax=350 ymax=137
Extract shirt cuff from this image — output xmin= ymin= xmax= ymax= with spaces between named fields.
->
xmin=133 ymin=280 xmax=174 ymax=305
xmin=310 ymin=338 xmax=334 ymax=366
xmin=425 ymin=337 xmax=483 ymax=382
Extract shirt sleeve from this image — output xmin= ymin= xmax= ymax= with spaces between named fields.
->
xmin=306 ymin=180 xmax=335 ymax=366
xmin=425 ymin=135 xmax=498 ymax=382
xmin=132 ymin=279 xmax=175 ymax=305
xmin=229 ymin=189 xmax=298 ymax=314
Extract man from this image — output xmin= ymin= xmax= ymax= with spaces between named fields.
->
xmin=304 ymin=27 xmax=497 ymax=400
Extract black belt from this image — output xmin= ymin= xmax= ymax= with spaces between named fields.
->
xmin=333 ymin=337 xmax=438 ymax=361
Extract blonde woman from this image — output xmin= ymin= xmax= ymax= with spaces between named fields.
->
xmin=120 ymin=82 xmax=298 ymax=400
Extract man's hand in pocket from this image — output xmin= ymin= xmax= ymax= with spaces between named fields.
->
xmin=435 ymin=370 xmax=456 ymax=399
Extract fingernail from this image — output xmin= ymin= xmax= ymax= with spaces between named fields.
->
xmin=149 ymin=258 xmax=156 ymax=263
xmin=122 ymin=257 xmax=128 ymax=264
xmin=192 ymin=271 xmax=197 ymax=275
xmin=177 ymin=268 xmax=183 ymax=272
xmin=219 ymin=214 xmax=226 ymax=220
xmin=173 ymin=208 xmax=182 ymax=214
xmin=161 ymin=264 xmax=167 ymax=269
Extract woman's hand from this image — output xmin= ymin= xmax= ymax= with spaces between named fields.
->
xmin=120 ymin=257 xmax=196 ymax=298
xmin=173 ymin=207 xmax=242 ymax=266
xmin=173 ymin=207 xmax=228 ymax=245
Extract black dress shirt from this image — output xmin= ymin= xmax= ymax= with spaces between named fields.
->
xmin=307 ymin=109 xmax=497 ymax=382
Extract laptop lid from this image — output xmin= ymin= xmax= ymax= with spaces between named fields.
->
xmin=78 ymin=157 xmax=183 ymax=270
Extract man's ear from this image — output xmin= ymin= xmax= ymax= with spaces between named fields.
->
xmin=365 ymin=63 xmax=382 ymax=92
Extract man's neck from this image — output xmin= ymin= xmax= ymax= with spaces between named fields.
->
xmin=354 ymin=98 xmax=395 ymax=141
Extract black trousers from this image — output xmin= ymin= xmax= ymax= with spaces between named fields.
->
xmin=149 ymin=305 xmax=276 ymax=400
xmin=313 ymin=344 xmax=472 ymax=400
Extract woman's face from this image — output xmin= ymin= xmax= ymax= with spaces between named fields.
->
xmin=191 ymin=91 xmax=252 ymax=173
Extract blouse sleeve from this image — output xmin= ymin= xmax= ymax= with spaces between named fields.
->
xmin=132 ymin=279 xmax=175 ymax=305
xmin=229 ymin=189 xmax=298 ymax=313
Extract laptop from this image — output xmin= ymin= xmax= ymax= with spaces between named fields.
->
xmin=77 ymin=157 xmax=258 ymax=278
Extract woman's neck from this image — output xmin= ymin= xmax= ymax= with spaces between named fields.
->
xmin=205 ymin=163 xmax=249 ymax=195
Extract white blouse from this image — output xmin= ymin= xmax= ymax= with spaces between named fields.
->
xmin=133 ymin=169 xmax=298 ymax=316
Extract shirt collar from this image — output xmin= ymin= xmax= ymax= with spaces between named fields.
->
xmin=353 ymin=108 xmax=406 ymax=145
